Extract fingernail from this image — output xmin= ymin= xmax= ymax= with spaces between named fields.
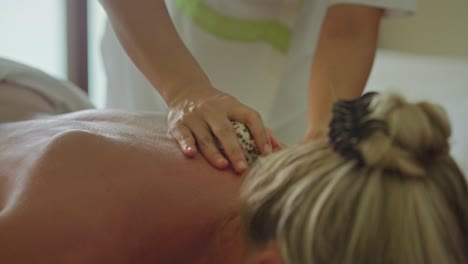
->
xmin=185 ymin=145 xmax=194 ymax=153
xmin=237 ymin=160 xmax=247 ymax=172
xmin=263 ymin=144 xmax=272 ymax=155
xmin=217 ymin=157 xmax=228 ymax=167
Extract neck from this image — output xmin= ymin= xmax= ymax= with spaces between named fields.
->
xmin=195 ymin=215 xmax=248 ymax=264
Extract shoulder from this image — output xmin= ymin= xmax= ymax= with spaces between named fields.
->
xmin=0 ymin=112 xmax=243 ymax=262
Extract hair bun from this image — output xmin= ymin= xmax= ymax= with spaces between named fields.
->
xmin=329 ymin=92 xmax=452 ymax=177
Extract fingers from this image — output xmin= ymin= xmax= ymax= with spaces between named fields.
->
xmin=185 ymin=120 xmax=230 ymax=170
xmin=208 ymin=118 xmax=249 ymax=174
xmin=230 ymin=108 xmax=272 ymax=156
xmin=170 ymin=123 xmax=198 ymax=157
xmin=167 ymin=90 xmax=274 ymax=174
xmin=267 ymin=128 xmax=286 ymax=151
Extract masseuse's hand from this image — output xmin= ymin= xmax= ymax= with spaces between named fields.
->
xmin=267 ymin=128 xmax=287 ymax=151
xmin=167 ymin=87 xmax=272 ymax=174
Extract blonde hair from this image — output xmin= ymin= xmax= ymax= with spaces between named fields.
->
xmin=241 ymin=92 xmax=468 ymax=264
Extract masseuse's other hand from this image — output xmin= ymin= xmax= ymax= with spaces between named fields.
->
xmin=167 ymin=87 xmax=272 ymax=174
xmin=267 ymin=128 xmax=287 ymax=151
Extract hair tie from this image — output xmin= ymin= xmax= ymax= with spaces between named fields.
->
xmin=328 ymin=92 xmax=388 ymax=164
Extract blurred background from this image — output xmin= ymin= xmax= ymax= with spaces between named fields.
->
xmin=1 ymin=0 xmax=106 ymax=107
xmin=1 ymin=0 xmax=467 ymax=108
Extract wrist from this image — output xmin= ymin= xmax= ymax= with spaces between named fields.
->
xmin=163 ymin=77 xmax=214 ymax=109
xmin=304 ymin=126 xmax=329 ymax=142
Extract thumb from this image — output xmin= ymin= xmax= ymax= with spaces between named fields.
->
xmin=266 ymin=129 xmax=286 ymax=151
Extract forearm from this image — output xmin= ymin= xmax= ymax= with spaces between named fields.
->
xmin=99 ymin=0 xmax=211 ymax=105
xmin=305 ymin=5 xmax=383 ymax=140
xmin=99 ymin=0 xmax=272 ymax=172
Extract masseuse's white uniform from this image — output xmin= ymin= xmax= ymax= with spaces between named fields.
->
xmin=101 ymin=0 xmax=416 ymax=145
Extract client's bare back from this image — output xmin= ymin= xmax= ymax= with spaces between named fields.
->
xmin=0 ymin=98 xmax=242 ymax=263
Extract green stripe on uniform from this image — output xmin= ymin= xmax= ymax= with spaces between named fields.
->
xmin=175 ymin=0 xmax=291 ymax=53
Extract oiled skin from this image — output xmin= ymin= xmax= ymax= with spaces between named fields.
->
xmin=0 ymin=109 xmax=244 ymax=264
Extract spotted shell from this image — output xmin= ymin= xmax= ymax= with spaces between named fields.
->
xmin=217 ymin=121 xmax=261 ymax=165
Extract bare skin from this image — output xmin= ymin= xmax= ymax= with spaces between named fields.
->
xmin=99 ymin=0 xmax=382 ymax=172
xmin=0 ymin=95 xmax=247 ymax=263
xmin=305 ymin=4 xmax=383 ymax=140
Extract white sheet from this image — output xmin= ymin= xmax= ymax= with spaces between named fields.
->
xmin=0 ymin=58 xmax=94 ymax=113
xmin=365 ymin=49 xmax=468 ymax=175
